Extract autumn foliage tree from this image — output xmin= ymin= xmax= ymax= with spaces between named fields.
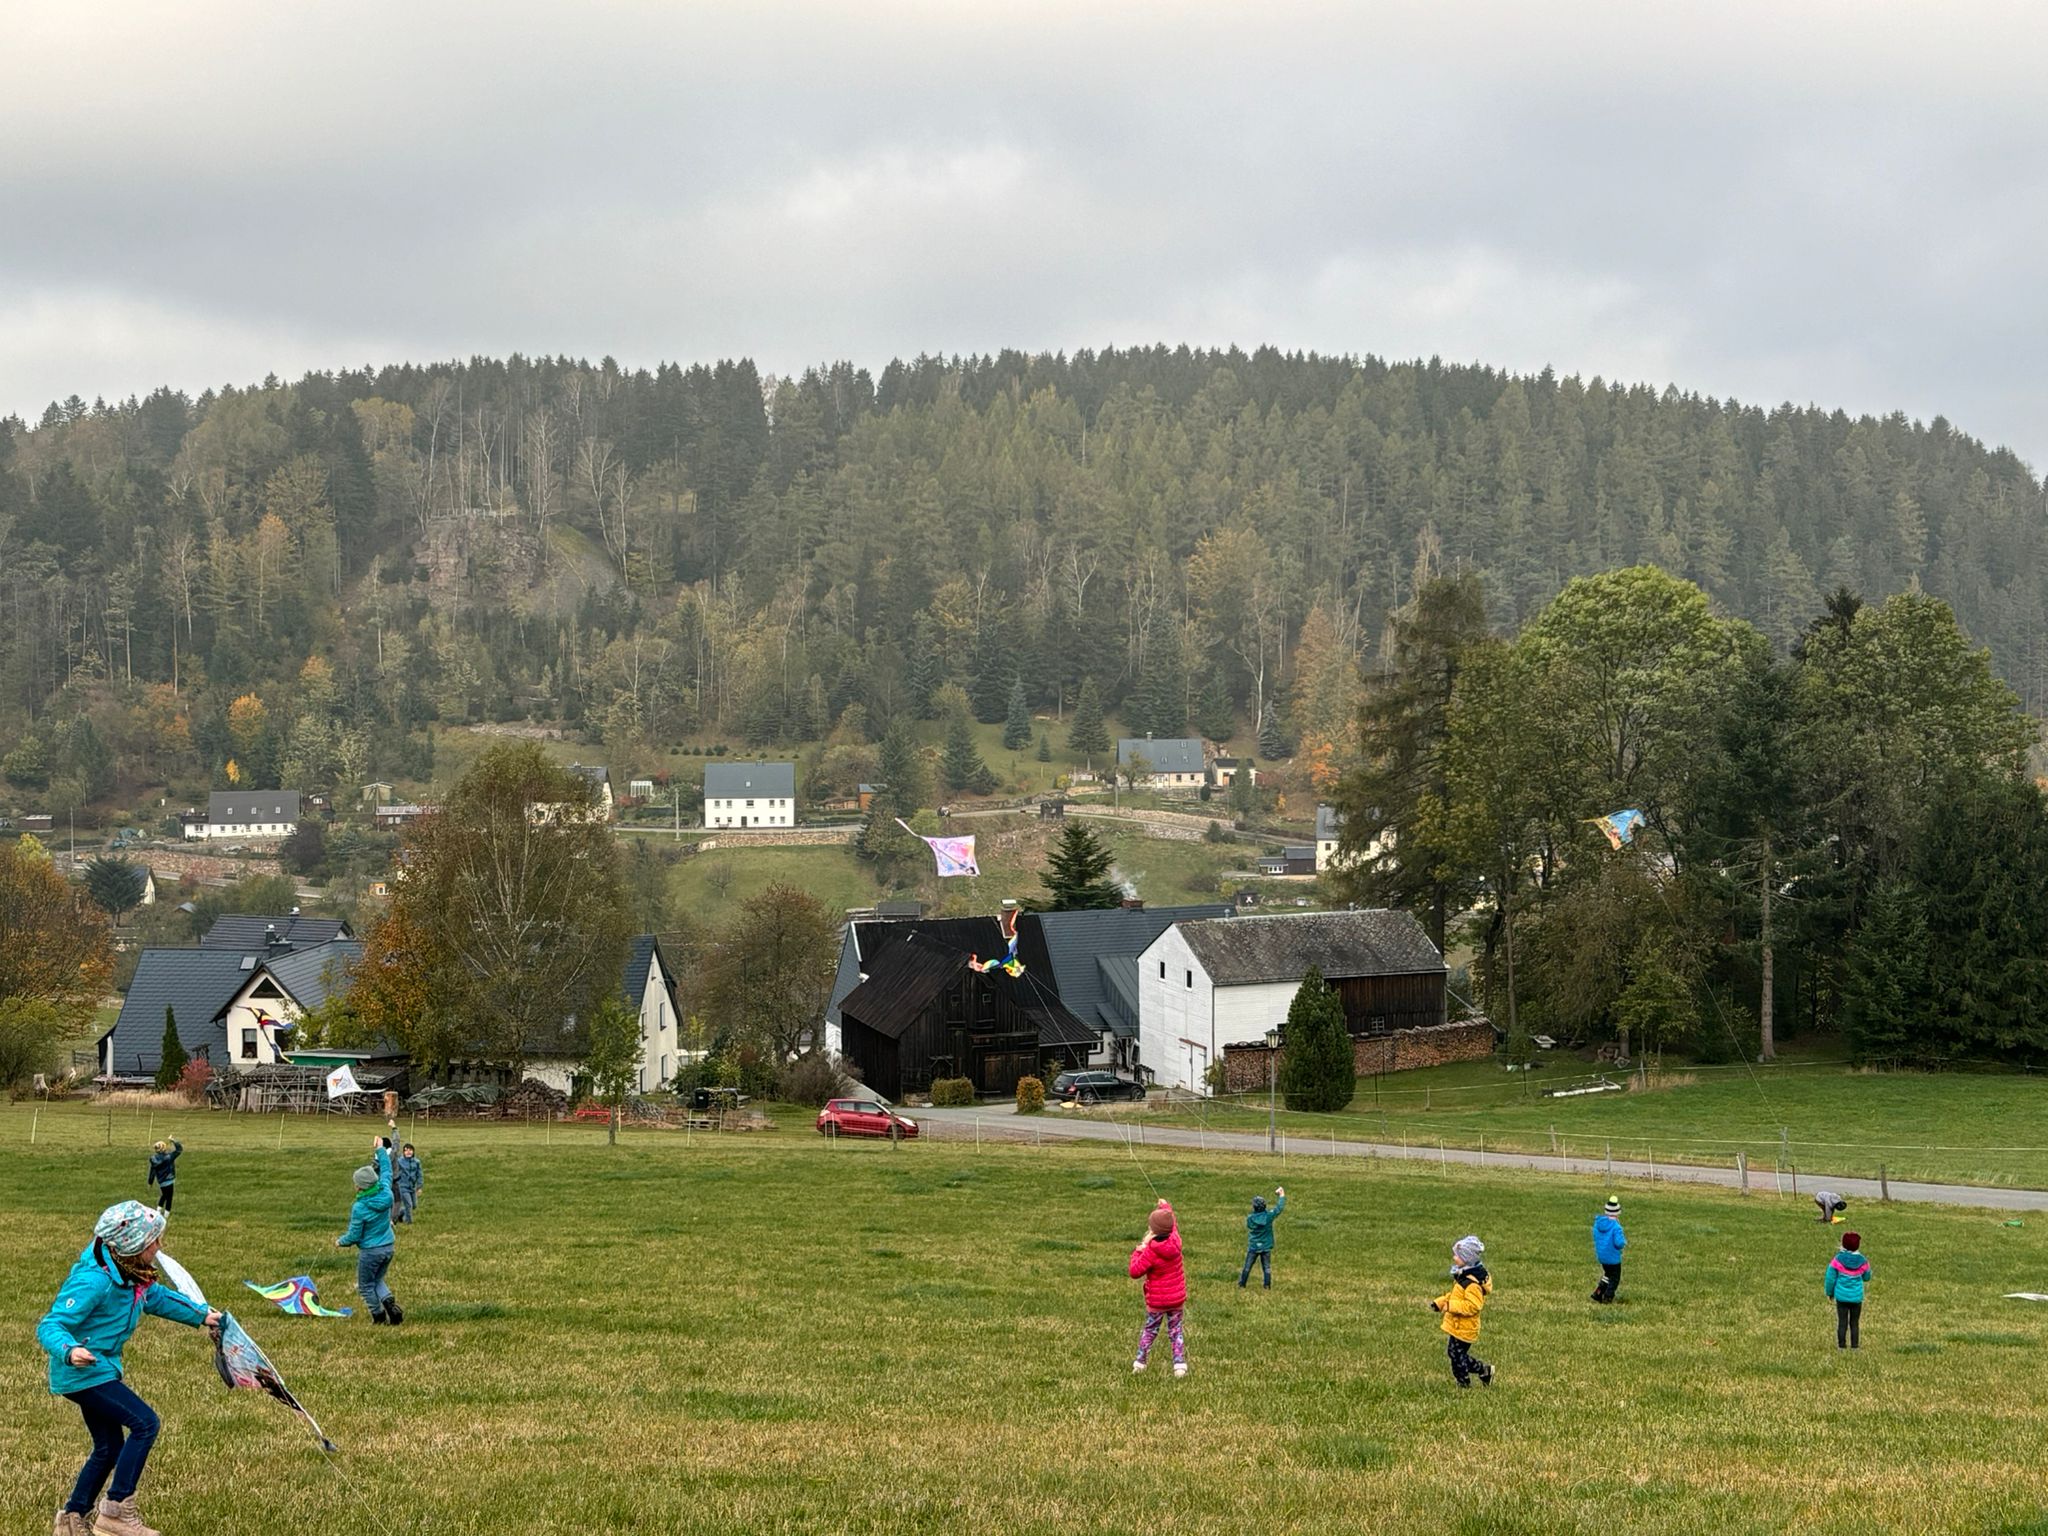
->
xmin=701 ymin=883 xmax=839 ymax=1062
xmin=0 ymin=838 xmax=112 ymax=1088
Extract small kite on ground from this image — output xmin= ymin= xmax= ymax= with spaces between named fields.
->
xmin=245 ymin=1275 xmax=352 ymax=1317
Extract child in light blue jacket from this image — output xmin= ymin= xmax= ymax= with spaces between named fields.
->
xmin=337 ymin=1131 xmax=402 ymax=1324
xmin=36 ymin=1201 xmax=220 ymax=1536
xmin=1824 ymin=1231 xmax=1872 ymax=1349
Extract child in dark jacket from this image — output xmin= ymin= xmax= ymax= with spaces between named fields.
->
xmin=1824 ymin=1231 xmax=1872 ymax=1349
xmin=1129 ymin=1200 xmax=1188 ymax=1377
xmin=145 ymin=1139 xmax=182 ymax=1212
xmin=394 ymin=1143 xmax=423 ymax=1224
xmin=1429 ymin=1234 xmax=1494 ymax=1388
xmin=1239 ymin=1186 xmax=1285 ymax=1288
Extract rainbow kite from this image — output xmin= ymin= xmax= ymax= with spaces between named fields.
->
xmin=244 ymin=1276 xmax=352 ymax=1318
xmin=1588 ymin=809 xmax=1644 ymax=849
xmin=969 ymin=902 xmax=1025 ymax=978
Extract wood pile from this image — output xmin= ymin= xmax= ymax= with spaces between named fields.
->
xmin=497 ymin=1078 xmax=570 ymax=1119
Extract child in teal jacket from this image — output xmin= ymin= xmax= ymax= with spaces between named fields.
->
xmin=145 ymin=1138 xmax=182 ymax=1211
xmin=36 ymin=1201 xmax=220 ymax=1536
xmin=1823 ymin=1231 xmax=1871 ymax=1349
xmin=336 ymin=1131 xmax=402 ymax=1324
xmin=1238 ymin=1186 xmax=1285 ymax=1288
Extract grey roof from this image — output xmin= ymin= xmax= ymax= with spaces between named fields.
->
xmin=705 ymin=761 xmax=796 ymax=799
xmin=207 ymin=790 xmax=301 ymax=826
xmin=1316 ymin=804 xmax=1343 ymax=841
xmin=100 ymin=948 xmax=254 ymax=1076
xmin=1284 ymin=845 xmax=1314 ymax=860
xmin=1175 ymin=910 xmax=1444 ymax=986
xmin=259 ymin=940 xmax=363 ymax=1013
xmin=201 ymin=914 xmax=353 ymax=950
xmin=1116 ymin=737 xmax=1205 ymax=774
xmin=1016 ymin=904 xmax=1233 ymax=1041
xmin=1096 ymin=954 xmax=1141 ymax=1037
xmin=621 ymin=934 xmax=676 ymax=1010
xmin=571 ymin=763 xmax=610 ymax=784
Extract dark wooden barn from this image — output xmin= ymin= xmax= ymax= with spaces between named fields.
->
xmin=837 ymin=933 xmax=1099 ymax=1100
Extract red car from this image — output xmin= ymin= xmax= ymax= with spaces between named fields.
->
xmin=816 ymin=1097 xmax=920 ymax=1140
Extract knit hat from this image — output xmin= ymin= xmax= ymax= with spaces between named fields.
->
xmin=1148 ymin=1206 xmax=1175 ymax=1237
xmin=1842 ymin=1231 xmax=1860 ymax=1251
xmin=1603 ymin=1196 xmax=1621 ymax=1215
xmin=1452 ymin=1234 xmax=1485 ymax=1267
xmin=352 ymin=1165 xmax=379 ymax=1190
xmin=1252 ymin=1195 xmax=1267 ymax=1212
xmin=94 ymin=1200 xmax=167 ymax=1256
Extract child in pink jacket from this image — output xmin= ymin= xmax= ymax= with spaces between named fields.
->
xmin=1129 ymin=1199 xmax=1188 ymax=1377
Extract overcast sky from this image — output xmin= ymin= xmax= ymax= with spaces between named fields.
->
xmin=6 ymin=1 xmax=2046 ymax=465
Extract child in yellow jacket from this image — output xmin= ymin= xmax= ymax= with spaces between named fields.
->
xmin=1428 ymin=1234 xmax=1494 ymax=1388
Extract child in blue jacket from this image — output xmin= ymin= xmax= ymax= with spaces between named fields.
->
xmin=145 ymin=1139 xmax=182 ymax=1211
xmin=36 ymin=1201 xmax=221 ymax=1536
xmin=1238 ymin=1186 xmax=1285 ymax=1288
xmin=1590 ymin=1195 xmax=1626 ymax=1303
xmin=1824 ymin=1230 xmax=1872 ymax=1349
xmin=336 ymin=1129 xmax=402 ymax=1324
xmin=394 ymin=1142 xmax=423 ymax=1224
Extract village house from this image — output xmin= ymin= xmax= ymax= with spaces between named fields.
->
xmin=1135 ymin=908 xmax=1448 ymax=1094
xmin=1013 ymin=903 xmax=1233 ymax=1072
xmin=1117 ymin=736 xmax=1207 ymax=791
xmin=184 ymin=790 xmax=301 ymax=841
xmin=1258 ymin=846 xmax=1318 ymax=877
xmin=517 ymin=934 xmax=681 ymax=1096
xmin=702 ymin=761 xmax=796 ymax=828
xmin=1212 ymin=756 xmax=1258 ymax=789
xmin=374 ymin=803 xmax=431 ymax=830
xmin=99 ymin=913 xmax=360 ymax=1079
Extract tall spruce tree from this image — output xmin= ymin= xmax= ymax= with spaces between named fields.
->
xmin=1036 ymin=730 xmax=1052 ymax=763
xmin=968 ymin=617 xmax=1011 ymax=723
xmin=1067 ymin=677 xmax=1110 ymax=766
xmin=1197 ymin=668 xmax=1236 ymax=742
xmin=1256 ymin=699 xmax=1290 ymax=759
xmin=943 ymin=708 xmax=995 ymax=793
xmin=155 ymin=1005 xmax=187 ymax=1090
xmin=1131 ymin=611 xmax=1187 ymax=739
xmin=1002 ymin=676 xmax=1032 ymax=751
xmin=1037 ymin=820 xmax=1123 ymax=910
xmin=1278 ymin=968 xmax=1353 ymax=1111
xmin=907 ymin=612 xmax=945 ymax=719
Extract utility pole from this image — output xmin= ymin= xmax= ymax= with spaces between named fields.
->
xmin=1266 ymin=1029 xmax=1278 ymax=1154
xmin=1758 ymin=833 xmax=1776 ymax=1061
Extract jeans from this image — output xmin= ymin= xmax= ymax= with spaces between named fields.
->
xmin=1446 ymin=1336 xmax=1490 ymax=1386
xmin=63 ymin=1379 xmax=160 ymax=1511
xmin=1238 ymin=1248 xmax=1272 ymax=1287
xmin=156 ymin=1182 xmax=174 ymax=1212
xmin=1592 ymin=1261 xmax=1622 ymax=1302
xmin=1836 ymin=1300 xmax=1862 ymax=1349
xmin=356 ymin=1244 xmax=396 ymax=1312
xmin=395 ymin=1187 xmax=417 ymax=1224
xmin=1136 ymin=1308 xmax=1185 ymax=1366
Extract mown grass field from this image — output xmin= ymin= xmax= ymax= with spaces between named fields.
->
xmin=1125 ymin=1046 xmax=2048 ymax=1190
xmin=6 ymin=1103 xmax=2048 ymax=1534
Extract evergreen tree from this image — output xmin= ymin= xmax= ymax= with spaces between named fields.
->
xmin=968 ymin=617 xmax=1011 ymax=723
xmin=155 ymin=1006 xmax=188 ymax=1090
xmin=1839 ymin=881 xmax=1934 ymax=1064
xmin=942 ymin=709 xmax=991 ymax=793
xmin=1278 ymin=968 xmax=1353 ymax=1112
xmin=873 ymin=719 xmax=929 ymax=815
xmin=907 ymin=612 xmax=944 ymax=720
xmin=1257 ymin=699 xmax=1290 ymax=758
xmin=1067 ymin=677 xmax=1110 ymax=766
xmin=1131 ymin=611 xmax=1187 ymax=738
xmin=1197 ymin=668 xmax=1236 ymax=742
xmin=1002 ymin=676 xmax=1032 ymax=751
xmin=1036 ymin=730 xmax=1052 ymax=763
xmin=1037 ymin=820 xmax=1123 ymax=910
xmin=84 ymin=856 xmax=146 ymax=923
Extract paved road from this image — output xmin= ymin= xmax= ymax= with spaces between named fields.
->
xmin=912 ymin=1105 xmax=2048 ymax=1213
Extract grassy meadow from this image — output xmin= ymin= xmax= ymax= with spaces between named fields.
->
xmin=1127 ymin=1046 xmax=2048 ymax=1190
xmin=6 ymin=1102 xmax=2048 ymax=1534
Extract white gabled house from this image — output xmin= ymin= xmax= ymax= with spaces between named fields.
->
xmin=1136 ymin=909 xmax=1446 ymax=1093
xmin=521 ymin=935 xmax=681 ymax=1097
xmin=186 ymin=790 xmax=302 ymax=841
xmin=1315 ymin=802 xmax=1393 ymax=874
xmin=1117 ymin=737 xmax=1206 ymax=791
xmin=703 ymin=761 xmax=796 ymax=828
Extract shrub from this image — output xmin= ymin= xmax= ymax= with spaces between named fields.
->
xmin=175 ymin=1058 xmax=214 ymax=1103
xmin=776 ymin=1052 xmax=850 ymax=1107
xmin=1204 ymin=820 xmax=1233 ymax=844
xmin=1015 ymin=1075 xmax=1046 ymax=1114
xmin=931 ymin=1076 xmax=977 ymax=1106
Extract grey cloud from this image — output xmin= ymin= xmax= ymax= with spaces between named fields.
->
xmin=3 ymin=1 xmax=2046 ymax=465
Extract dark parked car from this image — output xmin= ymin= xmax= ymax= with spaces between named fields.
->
xmin=1052 ymin=1070 xmax=1147 ymax=1105
xmin=816 ymin=1097 xmax=920 ymax=1140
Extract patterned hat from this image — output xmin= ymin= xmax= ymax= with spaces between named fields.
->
xmin=1604 ymin=1196 xmax=1621 ymax=1215
xmin=1452 ymin=1234 xmax=1485 ymax=1267
xmin=94 ymin=1200 xmax=167 ymax=1256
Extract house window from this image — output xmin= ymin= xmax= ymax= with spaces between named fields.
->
xmin=747 ymin=799 xmax=755 ymax=808
xmin=1159 ymin=961 xmax=1166 ymax=978
xmin=240 ymin=1033 xmax=258 ymax=1060
xmin=1185 ymin=970 xmax=1193 ymax=988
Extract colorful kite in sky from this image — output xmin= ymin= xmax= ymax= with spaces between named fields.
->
xmin=1588 ymin=809 xmax=1644 ymax=849
xmin=969 ymin=901 xmax=1025 ymax=978
xmin=245 ymin=1275 xmax=352 ymax=1318
xmin=898 ymin=818 xmax=980 ymax=878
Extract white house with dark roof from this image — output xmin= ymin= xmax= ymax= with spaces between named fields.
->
xmin=1314 ymin=802 xmax=1392 ymax=874
xmin=186 ymin=790 xmax=301 ymax=841
xmin=1116 ymin=736 xmax=1206 ymax=790
xmin=703 ymin=761 xmax=796 ymax=828
xmin=1136 ymin=909 xmax=1446 ymax=1093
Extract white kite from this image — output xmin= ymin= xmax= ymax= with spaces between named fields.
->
xmin=324 ymin=1065 xmax=361 ymax=1099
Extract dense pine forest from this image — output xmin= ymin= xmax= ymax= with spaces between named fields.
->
xmin=1 ymin=346 xmax=2044 ymax=811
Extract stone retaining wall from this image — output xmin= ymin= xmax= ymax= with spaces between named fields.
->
xmin=1219 ymin=1017 xmax=1495 ymax=1093
xmin=694 ymin=826 xmax=858 ymax=850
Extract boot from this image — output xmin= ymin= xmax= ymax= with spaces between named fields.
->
xmin=382 ymin=1296 xmax=403 ymax=1326
xmin=95 ymin=1498 xmax=160 ymax=1536
xmin=370 ymin=1306 xmax=387 ymax=1325
xmin=53 ymin=1510 xmax=91 ymax=1536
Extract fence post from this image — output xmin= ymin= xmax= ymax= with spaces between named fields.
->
xmin=1605 ymin=1140 xmax=1612 ymax=1181
xmin=1439 ymin=1137 xmax=1446 ymax=1172
xmin=277 ymin=1111 xmax=285 ymax=1150
xmin=30 ymin=1109 xmax=38 ymax=1144
xmin=1738 ymin=1150 xmax=1747 ymax=1193
xmin=1549 ymin=1124 xmax=1558 ymax=1154
xmin=1478 ymin=1134 xmax=1484 ymax=1165
xmin=1880 ymin=1163 xmax=1890 ymax=1202
xmin=1648 ymin=1144 xmax=1655 ymax=1182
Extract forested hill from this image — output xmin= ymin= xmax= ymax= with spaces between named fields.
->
xmin=1 ymin=346 xmax=2043 ymax=802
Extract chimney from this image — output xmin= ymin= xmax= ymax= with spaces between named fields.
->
xmin=1120 ymin=897 xmax=1144 ymax=911
xmin=265 ymin=923 xmax=281 ymax=948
